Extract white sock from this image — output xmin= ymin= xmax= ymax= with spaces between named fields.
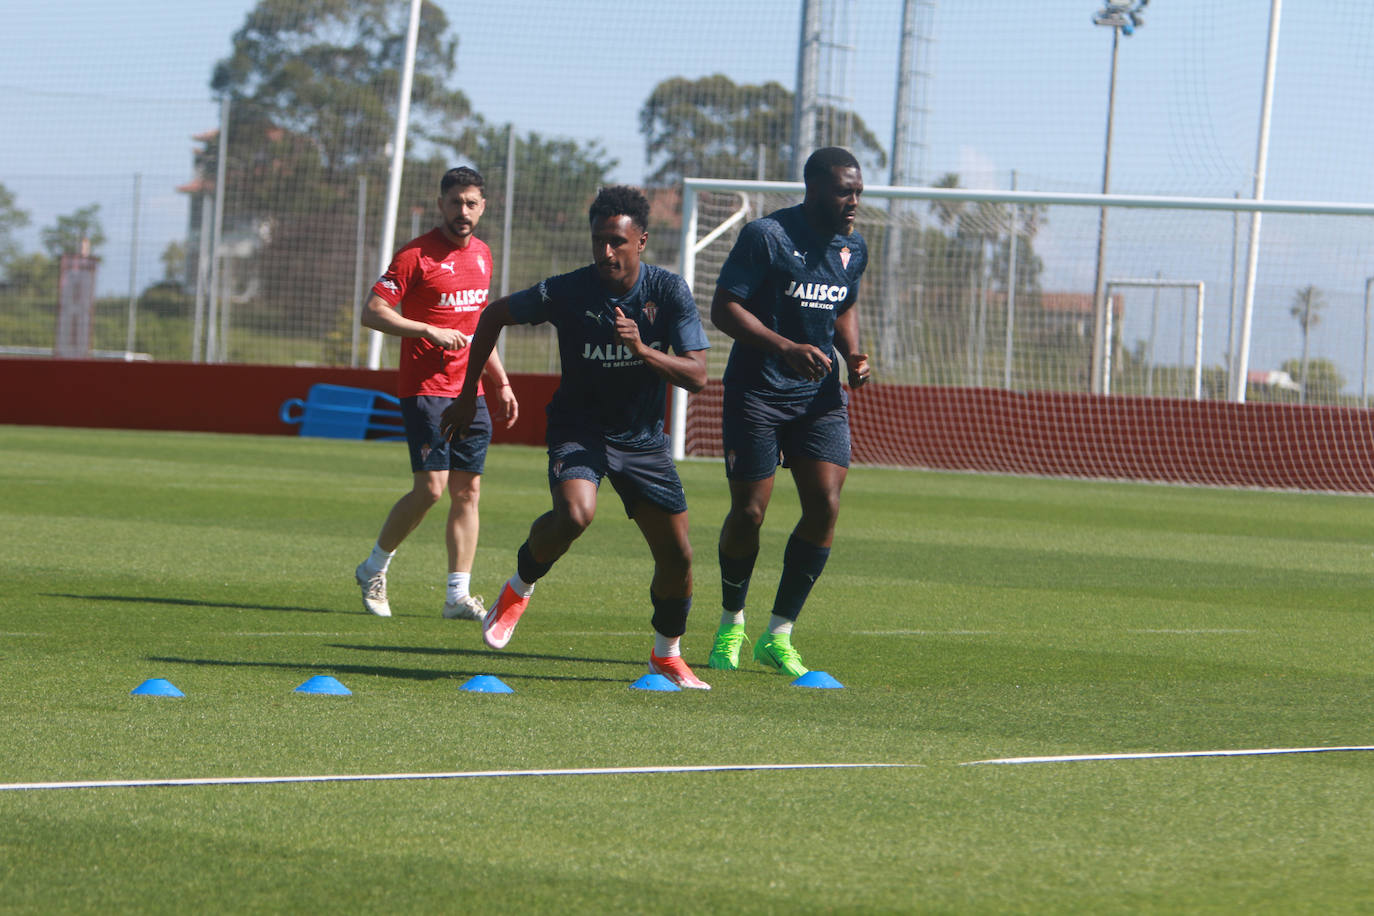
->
xmin=767 ymin=615 xmax=794 ymax=636
xmin=653 ymin=633 xmax=681 ymax=658
xmin=365 ymin=543 xmax=395 ymax=575
xmin=719 ymin=610 xmax=745 ymax=629
xmin=446 ymin=572 xmax=470 ymax=603
xmin=509 ymin=573 xmax=536 ymax=599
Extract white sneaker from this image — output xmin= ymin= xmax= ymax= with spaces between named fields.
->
xmin=354 ymin=562 xmax=391 ymax=617
xmin=442 ymin=594 xmax=486 ymax=622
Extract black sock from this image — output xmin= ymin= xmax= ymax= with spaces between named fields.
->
xmin=719 ymin=546 xmax=758 ymax=612
xmin=516 ymin=541 xmax=555 ymax=584
xmin=771 ymin=534 xmax=830 ymax=622
xmin=650 ymin=591 xmax=691 ymax=639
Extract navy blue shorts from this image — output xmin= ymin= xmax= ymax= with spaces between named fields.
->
xmin=721 ymin=387 xmax=851 ymax=481
xmin=547 ymin=427 xmax=687 ymax=517
xmin=402 ymin=394 xmax=491 ymax=474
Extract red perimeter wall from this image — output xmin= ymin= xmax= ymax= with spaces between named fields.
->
xmin=0 ymin=359 xmax=556 ymax=445
xmin=684 ymin=380 xmax=1374 ymax=493
xmin=5 ymin=360 xmax=1374 ymax=493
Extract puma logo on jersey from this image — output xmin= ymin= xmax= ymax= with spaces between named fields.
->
xmin=584 ymin=310 xmax=605 ymax=324
xmin=439 ymin=262 xmax=455 ymax=274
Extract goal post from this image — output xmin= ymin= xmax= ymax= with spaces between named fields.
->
xmin=670 ymin=177 xmax=1374 ymax=489
xmin=1104 ymin=279 xmax=1205 ymax=400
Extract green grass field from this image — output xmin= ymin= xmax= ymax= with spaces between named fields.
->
xmin=2 ymin=424 xmax=1372 ymax=913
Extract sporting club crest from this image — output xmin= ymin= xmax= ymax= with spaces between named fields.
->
xmin=839 ymin=246 xmax=851 ymax=269
xmin=643 ymin=301 xmax=657 ymax=325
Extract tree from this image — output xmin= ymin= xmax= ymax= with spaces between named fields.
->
xmin=0 ymin=182 xmax=30 ymax=279
xmin=211 ymin=0 xmax=473 ymax=174
xmin=638 ymin=73 xmax=886 ymax=187
xmin=454 ymin=124 xmax=617 ymax=291
xmin=206 ymin=0 xmax=479 ymax=336
xmin=160 ymin=240 xmax=188 ymax=287
xmin=1288 ymin=285 xmax=1326 ymax=403
xmin=910 ymin=173 xmax=1048 ymax=385
xmin=41 ymin=204 xmax=105 ymax=259
xmin=1281 ymin=357 xmax=1344 ymax=405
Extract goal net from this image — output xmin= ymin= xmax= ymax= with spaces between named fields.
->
xmin=674 ymin=178 xmax=1374 ymax=491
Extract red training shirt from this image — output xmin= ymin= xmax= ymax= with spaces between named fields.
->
xmin=371 ymin=228 xmax=493 ymax=398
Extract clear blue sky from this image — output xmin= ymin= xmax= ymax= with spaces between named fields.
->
xmin=6 ymin=0 xmax=1374 ymax=381
xmin=6 ymin=1 xmax=1372 ymax=260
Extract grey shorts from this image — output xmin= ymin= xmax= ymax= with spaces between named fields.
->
xmin=721 ymin=387 xmax=851 ymax=481
xmin=547 ymin=427 xmax=687 ymax=517
xmin=402 ymin=395 xmax=491 ymax=474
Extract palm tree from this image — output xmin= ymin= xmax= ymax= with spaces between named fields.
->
xmin=1289 ymin=285 xmax=1327 ymax=404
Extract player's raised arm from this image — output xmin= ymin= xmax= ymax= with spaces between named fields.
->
xmin=710 ymin=287 xmax=833 ymax=382
xmin=361 ymin=293 xmax=469 ymax=350
xmin=612 ymin=306 xmax=708 ymax=392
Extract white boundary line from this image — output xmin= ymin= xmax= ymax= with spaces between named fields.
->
xmin=962 ymin=745 xmax=1374 ymax=766
xmin=9 ymin=746 xmax=1371 ymax=789
xmin=0 ymin=762 xmax=915 ymax=792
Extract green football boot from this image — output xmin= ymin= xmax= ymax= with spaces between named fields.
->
xmin=707 ymin=623 xmax=748 ymax=670
xmin=753 ymin=632 xmax=809 ymax=677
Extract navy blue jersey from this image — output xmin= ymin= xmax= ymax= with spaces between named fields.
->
xmin=716 ymin=204 xmax=868 ymax=401
xmin=507 ymin=263 xmax=709 ymax=448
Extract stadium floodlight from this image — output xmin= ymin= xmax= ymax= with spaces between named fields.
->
xmin=1088 ymin=1 xmax=1147 ymax=395
xmin=1092 ymin=0 xmax=1147 ymax=34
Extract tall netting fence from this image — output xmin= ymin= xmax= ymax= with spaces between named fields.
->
xmin=676 ymin=179 xmax=1374 ymax=464
xmin=5 ymin=0 xmax=1374 ymax=388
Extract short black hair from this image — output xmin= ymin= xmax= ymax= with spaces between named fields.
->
xmin=440 ymin=166 xmax=485 ymax=194
xmin=588 ymin=185 xmax=650 ymax=232
xmin=802 ymin=147 xmax=860 ymax=190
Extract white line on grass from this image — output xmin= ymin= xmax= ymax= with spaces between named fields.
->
xmin=0 ymin=762 xmax=917 ymax=792
xmin=232 ymin=632 xmax=352 ymax=637
xmin=1126 ymin=628 xmax=1255 ymax=635
xmin=962 ymin=745 xmax=1374 ymax=766
xmin=853 ymin=629 xmax=999 ymax=636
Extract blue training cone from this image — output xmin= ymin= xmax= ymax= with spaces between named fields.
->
xmin=294 ymin=675 xmax=352 ymax=695
xmin=131 ymin=677 xmax=184 ymax=697
xmin=791 ymin=670 xmax=844 ymax=689
xmin=630 ymin=673 xmax=681 ymax=692
xmin=460 ymin=675 xmax=513 ymax=694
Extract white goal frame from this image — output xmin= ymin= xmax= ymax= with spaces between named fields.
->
xmin=671 ymin=177 xmax=1374 ymax=460
xmin=1105 ymin=278 xmax=1205 ymax=400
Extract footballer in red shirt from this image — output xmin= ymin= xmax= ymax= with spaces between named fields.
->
xmin=353 ymin=166 xmax=518 ymax=621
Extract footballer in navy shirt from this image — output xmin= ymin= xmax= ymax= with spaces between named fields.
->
xmin=442 ymin=185 xmax=713 ymax=690
xmin=507 ymin=260 xmax=708 ymax=450
xmin=707 ymin=147 xmax=872 ymax=679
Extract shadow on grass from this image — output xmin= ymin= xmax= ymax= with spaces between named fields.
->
xmin=326 ymin=643 xmax=633 ymax=667
xmin=144 ymin=654 xmax=631 ymax=685
xmin=46 ymin=593 xmax=334 ymax=614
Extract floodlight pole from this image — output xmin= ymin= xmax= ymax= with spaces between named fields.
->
xmin=1089 ymin=3 xmax=1145 ymax=395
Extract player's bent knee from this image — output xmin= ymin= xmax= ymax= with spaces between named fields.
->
xmin=555 ymin=503 xmax=596 ymax=538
